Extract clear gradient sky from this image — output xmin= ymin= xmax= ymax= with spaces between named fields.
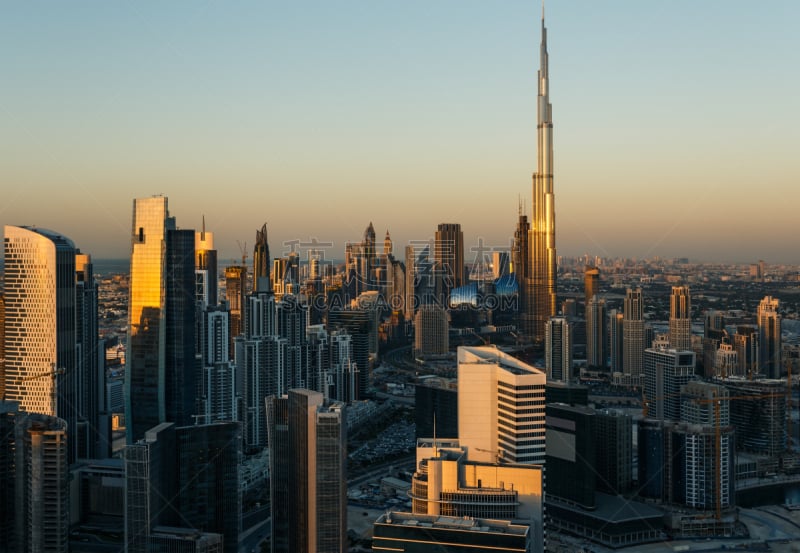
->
xmin=1 ymin=1 xmax=798 ymax=264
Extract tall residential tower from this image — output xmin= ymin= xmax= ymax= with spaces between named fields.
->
xmin=669 ymin=286 xmax=691 ymax=351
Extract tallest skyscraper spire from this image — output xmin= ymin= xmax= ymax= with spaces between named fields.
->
xmin=525 ymin=4 xmax=557 ymax=341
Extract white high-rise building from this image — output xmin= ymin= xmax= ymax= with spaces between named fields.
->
xmin=714 ymin=343 xmax=739 ymax=378
xmin=458 ymin=346 xmax=547 ymax=465
xmin=3 ymin=226 xmax=76 ymax=417
xmin=3 ymin=226 xmax=83 ymax=463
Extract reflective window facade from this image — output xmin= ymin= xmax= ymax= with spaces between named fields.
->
xmin=126 ymin=197 xmax=171 ymax=443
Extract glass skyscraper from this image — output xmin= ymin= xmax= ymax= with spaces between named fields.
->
xmin=126 ymin=197 xmax=171 ymax=442
xmin=126 ymin=197 xmax=197 ymax=442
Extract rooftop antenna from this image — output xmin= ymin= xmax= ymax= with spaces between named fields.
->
xmin=433 ymin=412 xmax=439 ymax=458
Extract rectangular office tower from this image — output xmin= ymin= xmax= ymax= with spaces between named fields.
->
xmin=644 ymin=347 xmax=696 ymax=421
xmin=546 ymin=404 xmax=596 ymax=509
xmin=545 ymin=316 xmax=572 ymax=382
xmin=124 ymin=421 xmax=241 ymax=553
xmin=623 ymin=288 xmax=645 ymax=378
xmin=669 ymin=286 xmax=692 ymax=351
xmin=586 ymin=296 xmax=606 ymax=369
xmin=458 ymin=346 xmax=547 ymax=465
xmin=1 ymin=404 xmax=69 ymax=553
xmin=126 ymin=196 xmax=197 ymax=443
xmin=267 ymin=390 xmax=346 ymax=553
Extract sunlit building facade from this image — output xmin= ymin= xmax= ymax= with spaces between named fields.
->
xmin=623 ymin=288 xmax=645 ymax=378
xmin=195 ymin=218 xmax=218 ymax=307
xmin=126 ymin=197 xmax=171 ymax=443
xmin=409 ymin=439 xmax=543 ymax=553
xmin=669 ymin=286 xmax=691 ymax=351
xmin=126 ymin=197 xmax=197 ymax=442
xmin=3 ymin=225 xmax=80 ymax=462
xmin=528 ymin=16 xmax=558 ymax=341
xmin=734 ymin=324 xmax=759 ymax=379
xmin=458 ymin=346 xmax=547 ymax=465
xmin=433 ymin=223 xmax=464 ymax=304
xmin=757 ymin=296 xmax=781 ymax=379
xmin=584 ymin=266 xmax=599 ymax=310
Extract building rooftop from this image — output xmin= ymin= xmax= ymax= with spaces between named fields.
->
xmin=551 ymin=492 xmax=664 ymax=523
xmin=150 ymin=526 xmax=222 ymax=543
xmin=458 ymin=345 xmax=545 ymax=376
xmin=376 ymin=511 xmax=529 ymax=536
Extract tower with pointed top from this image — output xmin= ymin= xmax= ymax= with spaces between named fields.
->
xmin=527 ymin=9 xmax=558 ymax=341
xmin=254 ymin=223 xmax=272 ymax=293
xmin=383 ymin=230 xmax=392 ymax=257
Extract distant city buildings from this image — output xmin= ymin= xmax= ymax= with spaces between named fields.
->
xmin=414 ymin=305 xmax=449 ymax=358
xmin=584 ymin=265 xmax=599 ymax=310
xmin=586 ymin=295 xmax=606 ymax=369
xmin=757 ymin=296 xmax=781 ymax=379
xmin=434 ymin=223 xmax=464 ymax=305
xmin=623 ymin=288 xmax=645 ymax=379
xmin=669 ymin=285 xmax=692 ymax=351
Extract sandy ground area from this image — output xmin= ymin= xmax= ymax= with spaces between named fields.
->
xmin=347 ymin=506 xmax=386 ymax=540
xmin=549 ymin=505 xmax=800 ymax=553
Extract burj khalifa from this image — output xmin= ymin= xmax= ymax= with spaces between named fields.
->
xmin=526 ymin=7 xmax=557 ymax=341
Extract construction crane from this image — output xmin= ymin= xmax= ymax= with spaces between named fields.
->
xmin=190 ymin=413 xmax=226 ymax=425
xmin=643 ymin=386 xmax=789 ymax=523
xmin=466 ymin=328 xmax=490 ymax=346
xmin=236 ymin=240 xmax=248 ymax=266
xmin=474 ymin=447 xmax=505 ymax=464
xmin=20 ymin=364 xmax=65 ymax=416
xmin=690 ymin=390 xmax=786 ymax=523
xmin=786 ymin=358 xmax=793 ymax=453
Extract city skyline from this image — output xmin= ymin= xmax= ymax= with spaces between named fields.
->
xmin=2 ymin=1 xmax=799 ymax=263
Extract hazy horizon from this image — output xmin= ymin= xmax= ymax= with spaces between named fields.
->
xmin=2 ymin=1 xmax=798 ymax=264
